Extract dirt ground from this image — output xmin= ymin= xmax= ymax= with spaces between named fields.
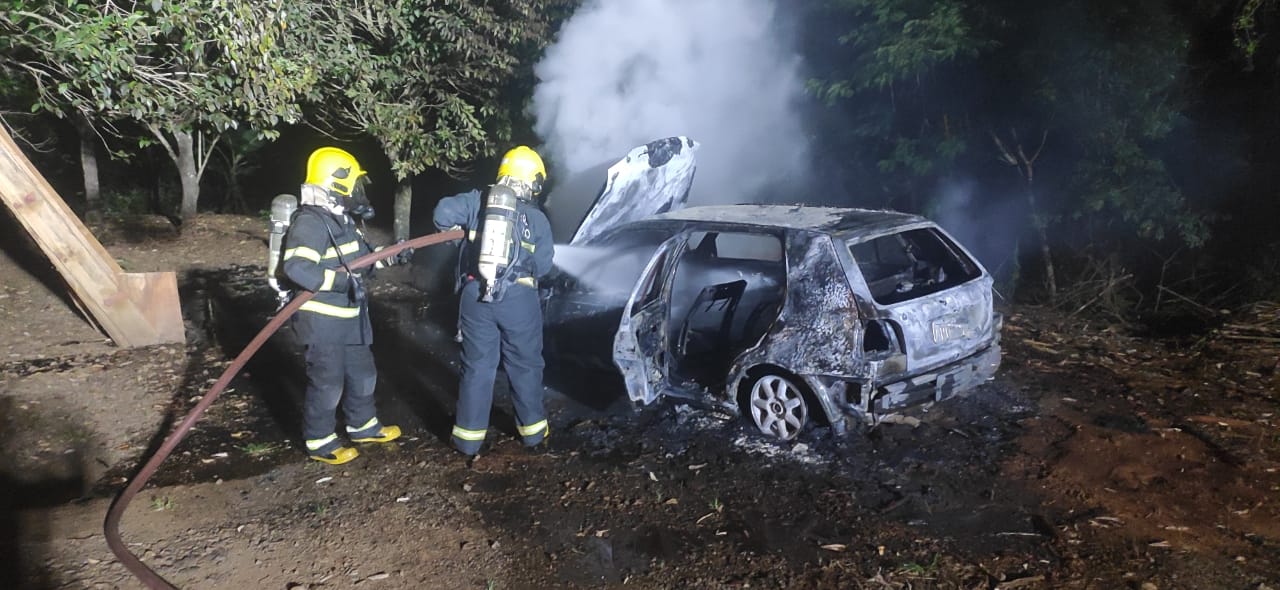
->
xmin=2 ymin=212 xmax=1279 ymax=590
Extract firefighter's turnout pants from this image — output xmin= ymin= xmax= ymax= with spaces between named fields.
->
xmin=281 ymin=205 xmax=380 ymax=453
xmin=452 ymin=279 xmax=548 ymax=454
xmin=302 ymin=344 xmax=377 ymax=444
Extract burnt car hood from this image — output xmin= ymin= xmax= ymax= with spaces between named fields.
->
xmin=545 ymin=137 xmax=699 ymax=245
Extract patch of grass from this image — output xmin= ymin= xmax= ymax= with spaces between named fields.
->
xmin=150 ymin=496 xmax=174 ymax=511
xmin=709 ymin=497 xmax=724 ymax=513
xmin=306 ymin=500 xmax=330 ymax=516
xmin=239 ymin=442 xmax=280 ymax=456
xmin=898 ymin=554 xmax=940 ymax=577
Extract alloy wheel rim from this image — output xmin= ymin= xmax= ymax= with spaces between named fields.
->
xmin=749 ymin=375 xmax=807 ymax=440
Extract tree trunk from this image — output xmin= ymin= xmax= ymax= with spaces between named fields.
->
xmin=394 ymin=175 xmax=413 ymax=242
xmin=228 ymin=181 xmax=246 ymax=214
xmin=1026 ymin=190 xmax=1058 ymax=302
xmin=991 ymin=130 xmax=1056 ymax=302
xmin=73 ymin=114 xmax=100 ymax=217
xmin=175 ymin=130 xmax=200 ymax=220
xmin=227 ymin=153 xmax=247 ymax=213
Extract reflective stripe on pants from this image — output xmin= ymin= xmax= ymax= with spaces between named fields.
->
xmin=517 ymin=419 xmax=548 ymax=444
xmin=451 ymin=425 xmax=486 ymax=442
xmin=306 ymin=433 xmax=339 ymax=451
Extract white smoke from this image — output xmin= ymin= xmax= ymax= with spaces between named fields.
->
xmin=930 ymin=179 xmax=1023 ymax=280
xmin=531 ymin=0 xmax=810 ymax=204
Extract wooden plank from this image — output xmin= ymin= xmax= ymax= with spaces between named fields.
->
xmin=0 ymin=125 xmax=184 ymax=347
xmin=120 ymin=271 xmax=186 ymax=343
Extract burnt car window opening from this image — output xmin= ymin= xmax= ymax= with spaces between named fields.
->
xmin=863 ymin=319 xmax=895 ymax=354
xmin=686 ymin=230 xmax=785 ymax=262
xmin=668 ymin=231 xmax=786 ymax=388
xmin=634 ymin=248 xmax=671 ymax=314
xmin=848 ymin=228 xmax=981 ymax=305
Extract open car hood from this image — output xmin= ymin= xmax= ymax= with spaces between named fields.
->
xmin=545 ymin=137 xmax=699 ymax=245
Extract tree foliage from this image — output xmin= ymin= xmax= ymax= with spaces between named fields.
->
xmin=1233 ymin=0 xmax=1270 ymax=65
xmin=2 ymin=0 xmax=569 ymax=218
xmin=808 ymin=0 xmax=1208 ymax=268
xmin=1032 ymin=1 xmax=1203 ymax=246
xmin=287 ymin=0 xmax=570 ymax=180
xmin=1 ymin=0 xmax=315 ymax=218
xmin=806 ymin=0 xmax=988 ymax=207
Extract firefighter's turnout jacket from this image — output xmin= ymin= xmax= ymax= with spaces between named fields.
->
xmin=433 ymin=189 xmax=554 ymax=292
xmin=281 ymin=206 xmax=375 ymax=344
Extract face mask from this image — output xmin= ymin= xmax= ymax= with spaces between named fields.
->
xmin=347 ymin=177 xmax=375 ymax=220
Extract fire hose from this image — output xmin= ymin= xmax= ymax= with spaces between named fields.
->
xmin=104 ymin=230 xmax=463 ymax=590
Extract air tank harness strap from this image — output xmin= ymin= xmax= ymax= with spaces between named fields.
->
xmin=463 ymin=273 xmax=536 ymax=290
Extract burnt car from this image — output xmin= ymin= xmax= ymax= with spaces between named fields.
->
xmin=542 ymin=140 xmax=1001 ymax=440
xmin=545 ymin=204 xmax=1002 ymax=440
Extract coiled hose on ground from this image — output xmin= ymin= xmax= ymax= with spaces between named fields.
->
xmin=104 ymin=230 xmax=463 ymax=589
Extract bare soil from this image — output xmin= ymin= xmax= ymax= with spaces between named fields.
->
xmin=2 ymin=212 xmax=1278 ymax=590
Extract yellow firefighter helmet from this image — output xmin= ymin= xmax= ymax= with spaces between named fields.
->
xmin=305 ymin=147 xmax=366 ymax=197
xmin=495 ymin=146 xmax=546 ymax=198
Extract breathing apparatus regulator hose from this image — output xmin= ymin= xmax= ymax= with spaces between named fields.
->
xmin=104 ymin=230 xmax=464 ymax=590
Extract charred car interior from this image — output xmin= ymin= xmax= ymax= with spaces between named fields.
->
xmin=665 ymin=230 xmax=785 ymax=391
xmin=538 ymin=137 xmax=1002 ymax=440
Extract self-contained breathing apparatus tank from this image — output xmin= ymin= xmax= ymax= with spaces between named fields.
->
xmin=267 ymin=193 xmax=298 ymax=308
xmin=475 ymin=183 xmax=521 ymax=302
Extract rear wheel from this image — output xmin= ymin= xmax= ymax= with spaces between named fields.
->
xmin=745 ymin=373 xmax=809 ymax=440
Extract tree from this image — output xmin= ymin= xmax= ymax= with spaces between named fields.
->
xmin=805 ymin=0 xmax=988 ymax=209
xmin=129 ymin=0 xmax=318 ymax=220
xmin=1 ymin=0 xmax=316 ymax=219
xmin=1233 ymin=0 xmax=1271 ymax=66
xmin=807 ymin=0 xmax=1206 ymax=302
xmin=1 ymin=1 xmax=163 ymax=210
xmin=285 ymin=0 xmax=571 ymax=239
xmin=208 ymin=129 xmax=268 ymax=213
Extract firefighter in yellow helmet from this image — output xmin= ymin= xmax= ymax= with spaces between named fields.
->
xmin=432 ymin=146 xmax=554 ymax=457
xmin=280 ymin=147 xmax=408 ymax=464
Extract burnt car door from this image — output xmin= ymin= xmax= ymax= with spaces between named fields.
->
xmin=613 ymin=234 xmax=688 ymax=405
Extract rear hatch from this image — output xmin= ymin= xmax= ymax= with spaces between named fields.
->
xmin=842 ymin=223 xmax=997 ymax=376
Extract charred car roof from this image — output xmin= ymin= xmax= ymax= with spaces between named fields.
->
xmin=647 ymin=204 xmax=929 ymax=236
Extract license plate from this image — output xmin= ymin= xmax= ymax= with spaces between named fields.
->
xmin=930 ymin=315 xmax=975 ymax=343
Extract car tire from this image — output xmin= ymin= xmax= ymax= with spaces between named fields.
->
xmin=743 ymin=373 xmax=809 ymax=441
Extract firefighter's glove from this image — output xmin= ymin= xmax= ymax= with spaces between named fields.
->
xmin=393 ymin=240 xmax=415 ymax=266
xmin=347 ymin=272 xmax=367 ymax=305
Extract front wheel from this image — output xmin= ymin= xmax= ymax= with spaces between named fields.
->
xmin=745 ymin=373 xmax=809 ymax=441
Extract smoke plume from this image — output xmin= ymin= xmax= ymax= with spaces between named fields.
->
xmin=531 ymin=0 xmax=810 ymax=204
xmin=930 ymin=180 xmax=1025 ymax=282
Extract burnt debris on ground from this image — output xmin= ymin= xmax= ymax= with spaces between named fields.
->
xmin=5 ymin=241 xmax=1280 ymax=588
xmin=151 ymin=264 xmax=1279 ymax=587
